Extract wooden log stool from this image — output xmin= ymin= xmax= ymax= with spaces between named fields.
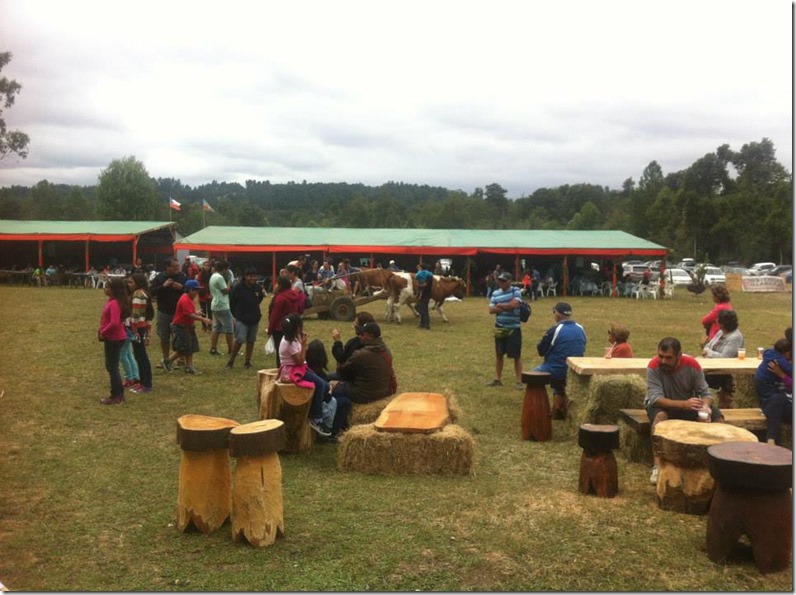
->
xmin=520 ymin=371 xmax=552 ymax=442
xmin=578 ymin=423 xmax=620 ymax=498
xmin=229 ymin=419 xmax=287 ymax=547
xmin=257 ymin=367 xmax=315 ymax=453
xmin=706 ymin=441 xmax=792 ymax=573
xmin=652 ymin=420 xmax=758 ymax=515
xmin=175 ymin=414 xmax=240 ymax=533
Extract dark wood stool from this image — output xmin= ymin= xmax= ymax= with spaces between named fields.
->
xmin=578 ymin=424 xmax=620 ymax=498
xmin=520 ymin=371 xmax=552 ymax=442
xmin=706 ymin=441 xmax=792 ymax=573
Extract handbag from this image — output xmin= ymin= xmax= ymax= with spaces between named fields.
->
xmin=265 ymin=335 xmax=275 ymax=355
xmin=494 ymin=327 xmax=515 ymax=340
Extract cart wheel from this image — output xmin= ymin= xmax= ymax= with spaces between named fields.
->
xmin=329 ymin=296 xmax=356 ymax=321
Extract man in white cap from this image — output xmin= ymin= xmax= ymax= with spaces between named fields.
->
xmin=387 ymin=260 xmax=401 ymax=271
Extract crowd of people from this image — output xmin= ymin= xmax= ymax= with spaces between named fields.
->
xmin=96 ymin=256 xmax=791 ymax=463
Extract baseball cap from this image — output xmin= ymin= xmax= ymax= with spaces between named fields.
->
xmin=185 ymin=279 xmax=200 ymax=290
xmin=497 ymin=272 xmax=513 ymax=282
xmin=553 ymin=302 xmax=572 ymax=316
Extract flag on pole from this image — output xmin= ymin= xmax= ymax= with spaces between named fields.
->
xmin=169 ymin=197 xmax=181 ymax=211
xmin=202 ymin=199 xmax=215 ymax=213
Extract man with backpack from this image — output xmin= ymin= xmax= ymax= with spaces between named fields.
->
xmin=486 ymin=272 xmax=526 ymax=390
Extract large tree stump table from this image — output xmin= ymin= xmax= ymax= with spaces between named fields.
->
xmin=257 ymin=368 xmax=315 ymax=453
xmin=652 ymin=420 xmax=758 ymax=515
xmin=578 ymin=424 xmax=620 ymax=498
xmin=175 ymin=414 xmax=240 ymax=533
xmin=373 ymin=392 xmax=450 ymax=433
xmin=706 ymin=441 xmax=792 ymax=573
xmin=520 ymin=371 xmax=552 ymax=442
xmin=229 ymin=419 xmax=287 ymax=547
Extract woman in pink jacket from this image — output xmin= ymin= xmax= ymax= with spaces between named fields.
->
xmin=98 ymin=278 xmax=131 ymax=404
xmin=700 ymin=284 xmax=733 ymax=347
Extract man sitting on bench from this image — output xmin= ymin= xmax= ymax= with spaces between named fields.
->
xmin=644 ymin=336 xmax=724 ymax=484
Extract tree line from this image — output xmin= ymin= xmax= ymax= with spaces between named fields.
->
xmin=0 ymin=138 xmax=791 ymax=265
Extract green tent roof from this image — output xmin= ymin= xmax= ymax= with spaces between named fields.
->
xmin=174 ymin=226 xmax=667 ymax=257
xmin=0 ymin=220 xmax=175 ymax=239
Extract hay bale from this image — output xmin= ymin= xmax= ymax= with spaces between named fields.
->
xmin=566 ymin=374 xmax=647 ymax=438
xmin=338 ymin=423 xmax=474 ymax=475
xmin=619 ymin=419 xmax=653 ymax=464
xmin=349 ymin=391 xmax=462 ymax=426
xmin=731 ymin=375 xmax=758 ymax=408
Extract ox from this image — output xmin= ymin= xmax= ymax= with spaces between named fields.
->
xmin=348 ymin=268 xmax=395 ymax=298
xmin=384 ymin=273 xmax=465 ymax=324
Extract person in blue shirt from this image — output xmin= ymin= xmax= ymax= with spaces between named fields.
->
xmin=414 ymin=263 xmax=434 ymax=330
xmin=755 ymin=331 xmax=792 ymax=445
xmin=533 ymin=301 xmax=587 ymax=418
xmin=487 ymin=272 xmax=524 ymax=390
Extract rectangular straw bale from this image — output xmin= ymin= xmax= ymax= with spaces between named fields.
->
xmin=338 ymin=423 xmax=474 ymax=475
xmin=565 ymin=374 xmax=647 ymax=438
xmin=619 ymin=419 xmax=653 ymax=464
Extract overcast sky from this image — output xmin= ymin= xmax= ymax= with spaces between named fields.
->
xmin=0 ymin=0 xmax=792 ymax=198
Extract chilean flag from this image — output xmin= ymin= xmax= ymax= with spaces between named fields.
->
xmin=202 ymin=199 xmax=215 ymax=213
xmin=169 ymin=197 xmax=181 ymax=211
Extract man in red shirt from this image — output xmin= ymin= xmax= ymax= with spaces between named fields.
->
xmin=165 ymin=279 xmax=211 ymax=374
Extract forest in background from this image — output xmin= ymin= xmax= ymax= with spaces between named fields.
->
xmin=0 ymin=137 xmax=791 ymax=265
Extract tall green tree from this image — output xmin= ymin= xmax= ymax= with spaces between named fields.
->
xmin=0 ymin=52 xmax=30 ymax=161
xmin=96 ymin=156 xmax=159 ymax=220
xmin=31 ymin=180 xmax=62 ymax=219
xmin=63 ymin=186 xmax=92 ymax=220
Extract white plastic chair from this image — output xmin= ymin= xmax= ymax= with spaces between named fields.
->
xmin=545 ymin=282 xmax=557 ymax=297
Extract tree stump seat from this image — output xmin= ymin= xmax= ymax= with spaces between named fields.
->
xmin=175 ymin=414 xmax=240 ymax=534
xmin=577 ymin=423 xmax=620 ymax=498
xmin=652 ymin=420 xmax=758 ymax=515
xmin=706 ymin=441 xmax=792 ymax=573
xmin=229 ymin=419 xmax=287 ymax=548
xmin=257 ymin=368 xmax=315 ymax=453
xmin=520 ymin=371 xmax=552 ymax=442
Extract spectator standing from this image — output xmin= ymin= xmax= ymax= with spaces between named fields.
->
xmin=533 ymin=302 xmax=587 ymax=417
xmin=98 ymin=278 xmax=131 ymax=405
xmin=486 ymin=272 xmax=524 ymax=390
xmin=209 ymin=260 xmax=234 ymax=356
xmin=165 ymin=279 xmax=212 ymax=374
xmin=150 ymin=258 xmax=187 ymax=370
xmin=182 ymin=256 xmax=200 ymax=280
xmin=415 ymin=263 xmax=434 ymax=330
xmin=227 ymin=267 xmax=265 ymax=370
xmin=645 ymin=336 xmax=722 ymax=483
xmin=531 ymin=266 xmax=541 ymax=300
xmin=197 ymin=260 xmax=213 ymax=332
xmin=128 ymin=273 xmax=154 ymax=394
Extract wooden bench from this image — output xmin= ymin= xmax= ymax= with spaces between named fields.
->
xmin=617 ymin=408 xmax=770 ymax=465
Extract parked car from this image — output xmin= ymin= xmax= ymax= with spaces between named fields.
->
xmin=676 ymin=258 xmax=696 ymax=271
xmin=749 ymin=262 xmax=777 ymax=275
xmin=662 ymin=267 xmax=693 ymax=286
xmin=769 ymin=265 xmax=792 ymax=277
xmin=722 ymin=266 xmax=752 ymax=276
xmin=702 ymin=266 xmax=727 ymax=285
xmin=624 ymin=265 xmax=657 ymax=283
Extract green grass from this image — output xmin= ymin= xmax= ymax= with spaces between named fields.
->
xmin=0 ymin=286 xmax=792 ymax=591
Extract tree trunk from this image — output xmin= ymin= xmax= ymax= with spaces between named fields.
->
xmin=257 ymin=368 xmax=315 ymax=453
xmin=175 ymin=414 xmax=240 ymax=533
xmin=230 ymin=419 xmax=287 ymax=547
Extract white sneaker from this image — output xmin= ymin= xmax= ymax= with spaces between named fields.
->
xmin=649 ymin=465 xmax=659 ymax=484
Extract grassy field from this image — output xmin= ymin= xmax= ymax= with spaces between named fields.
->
xmin=0 ymin=285 xmax=792 ymax=591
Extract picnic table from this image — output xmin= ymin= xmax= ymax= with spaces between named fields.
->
xmin=567 ymin=356 xmax=760 ymax=377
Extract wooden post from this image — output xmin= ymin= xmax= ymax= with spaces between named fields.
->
xmin=257 ymin=368 xmax=315 ymax=453
xmin=578 ymin=424 xmax=620 ymax=498
xmin=706 ymin=441 xmax=792 ymax=573
xmin=520 ymin=371 xmax=552 ymax=442
xmin=229 ymin=419 xmax=287 ymax=547
xmin=175 ymin=414 xmax=240 ymax=533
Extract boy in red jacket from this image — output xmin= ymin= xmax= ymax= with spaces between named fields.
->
xmin=164 ymin=280 xmax=211 ymax=374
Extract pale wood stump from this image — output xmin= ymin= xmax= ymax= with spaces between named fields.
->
xmin=257 ymin=368 xmax=314 ymax=453
xmin=652 ymin=420 xmax=758 ymax=514
xmin=374 ymin=392 xmax=450 ymax=433
xmin=578 ymin=424 xmax=620 ymax=498
xmin=175 ymin=414 xmax=240 ymax=533
xmin=229 ymin=419 xmax=287 ymax=547
xmin=706 ymin=441 xmax=792 ymax=573
xmin=520 ymin=371 xmax=552 ymax=442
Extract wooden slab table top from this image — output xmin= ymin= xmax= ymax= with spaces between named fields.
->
xmin=567 ymin=356 xmax=761 ymax=376
xmin=373 ymin=392 xmax=450 ymax=433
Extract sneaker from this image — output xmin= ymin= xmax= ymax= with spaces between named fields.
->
xmin=485 ymin=379 xmax=503 ymax=387
xmin=127 ymin=383 xmax=144 ymax=393
xmin=309 ymin=419 xmax=332 ymax=437
xmin=122 ymin=379 xmax=138 ymax=388
xmin=649 ymin=465 xmax=659 ymax=485
xmin=100 ymin=394 xmax=125 ymax=405
xmin=184 ymin=366 xmax=199 ymax=375
xmin=243 ymin=361 xmax=252 ymax=369
xmin=131 ymin=385 xmax=152 ymax=394
xmin=514 ymin=382 xmax=525 ymax=390
xmin=160 ymin=359 xmax=173 ymax=372
xmin=209 ymin=348 xmax=221 ymax=355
